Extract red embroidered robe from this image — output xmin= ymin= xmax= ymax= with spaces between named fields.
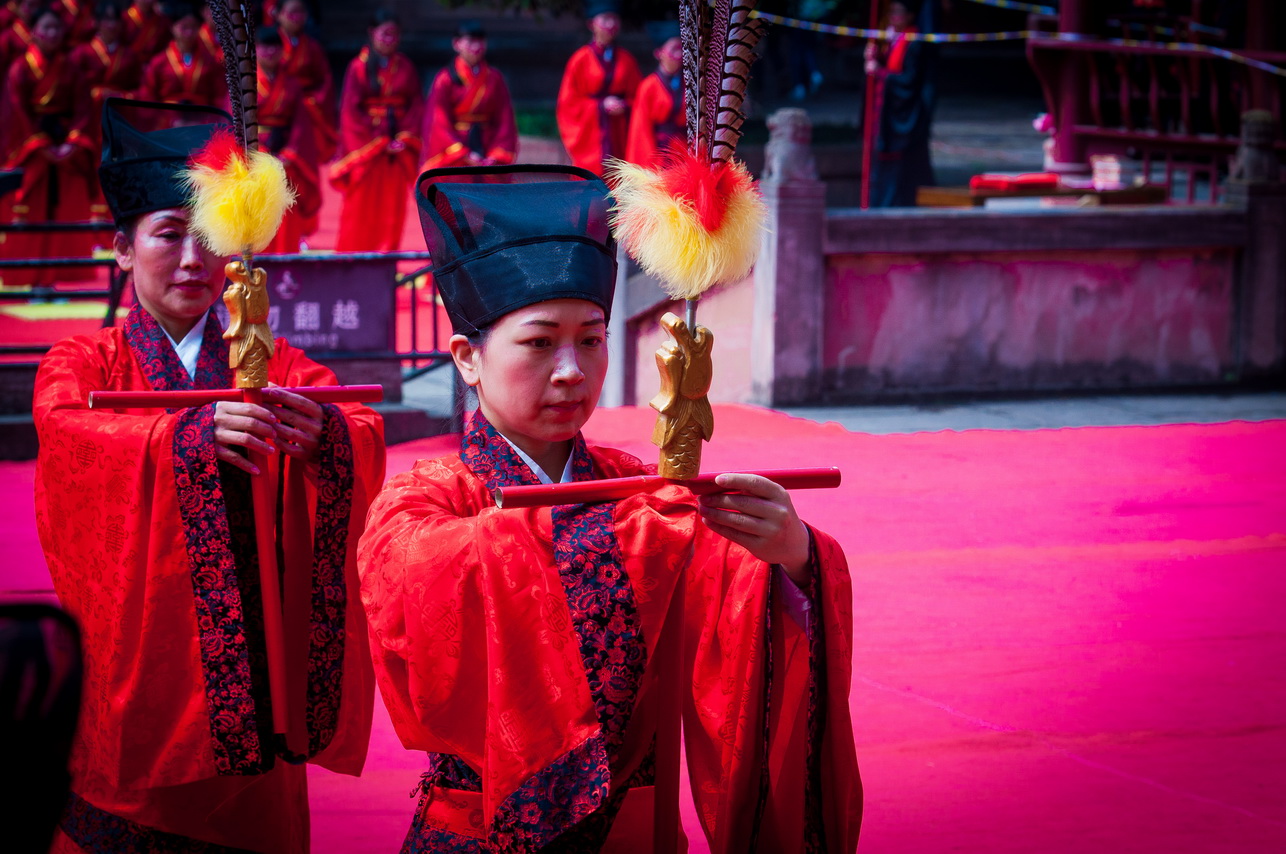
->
xmin=359 ymin=414 xmax=863 ymax=853
xmin=120 ymin=4 xmax=170 ymax=64
xmin=625 ymin=69 xmax=685 ymax=169
xmin=421 ymin=56 xmax=517 ymax=171
xmin=556 ymin=42 xmax=641 ymax=176
xmin=258 ymin=66 xmax=321 ymax=252
xmin=35 ymin=304 xmax=385 ymax=853
xmin=279 ymin=27 xmax=337 ymax=161
xmin=138 ymin=42 xmax=228 ymax=120
xmin=0 ymin=44 xmax=98 ymax=287
xmin=329 ymin=47 xmax=422 ymax=253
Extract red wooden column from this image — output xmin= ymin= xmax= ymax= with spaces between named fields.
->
xmin=1051 ymin=0 xmax=1100 ymax=172
xmin=1243 ymin=0 xmax=1280 ymax=111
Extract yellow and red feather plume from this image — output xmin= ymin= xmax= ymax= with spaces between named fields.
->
xmin=607 ymin=145 xmax=765 ymax=301
xmin=180 ymin=126 xmax=295 ymax=257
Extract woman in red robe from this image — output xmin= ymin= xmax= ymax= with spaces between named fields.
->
xmin=275 ymin=0 xmax=336 ymax=162
xmin=51 ymin=0 xmax=94 ymax=45
xmin=0 ymin=0 xmax=38 ymax=80
xmin=625 ymin=28 xmax=685 ymax=168
xmin=120 ymin=0 xmax=168 ymax=64
xmin=71 ymin=1 xmax=142 ymax=222
xmin=556 ymin=1 xmax=641 ymax=176
xmin=358 ymin=166 xmax=862 ymax=852
xmin=256 ymin=25 xmax=319 ymax=254
xmin=34 ymin=98 xmax=383 ymax=854
xmin=137 ymin=2 xmax=226 ymax=120
xmin=329 ymin=10 xmax=421 ymax=253
xmin=420 ymin=20 xmax=517 ymax=171
xmin=1 ymin=6 xmax=98 ymax=288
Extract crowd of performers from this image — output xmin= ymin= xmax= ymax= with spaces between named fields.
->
xmin=1 ymin=0 xmax=698 ymax=284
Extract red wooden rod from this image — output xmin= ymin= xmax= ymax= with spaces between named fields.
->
xmin=494 ymin=467 xmax=842 ymax=509
xmin=88 ymin=384 xmax=385 ymax=409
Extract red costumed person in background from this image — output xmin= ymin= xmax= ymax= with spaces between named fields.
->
xmin=255 ymin=25 xmax=319 ymax=253
xmin=1 ymin=6 xmax=98 ymax=288
xmin=72 ymin=0 xmax=143 ymax=222
xmin=556 ymin=0 xmax=640 ymax=176
xmin=420 ymin=20 xmax=516 ymax=171
xmin=329 ymin=9 xmax=421 ymax=253
xmin=196 ymin=1 xmax=221 ymax=63
xmin=0 ymin=0 xmax=40 ymax=82
xmin=51 ymin=0 xmax=94 ymax=45
xmin=137 ymin=1 xmax=227 ymax=121
xmin=120 ymin=0 xmax=168 ymax=64
xmin=625 ymin=23 xmax=685 ymax=168
xmin=275 ymin=0 xmax=337 ymax=162
xmin=358 ymin=166 xmax=862 ymax=852
xmin=34 ymin=97 xmax=383 ymax=854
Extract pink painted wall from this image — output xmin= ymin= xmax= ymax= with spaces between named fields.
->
xmin=630 ymin=273 xmax=756 ymax=406
xmin=824 ymin=249 xmax=1237 ymax=395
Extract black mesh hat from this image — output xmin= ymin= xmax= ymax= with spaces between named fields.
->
xmin=98 ymin=98 xmax=232 ymax=225
xmin=416 ymin=165 xmax=618 ymax=335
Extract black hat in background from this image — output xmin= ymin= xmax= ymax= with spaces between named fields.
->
xmin=645 ymin=20 xmax=680 ymax=47
xmin=584 ymin=0 xmax=621 ymax=20
xmin=456 ymin=19 xmax=486 ymax=39
xmin=160 ymin=1 xmax=201 ymax=23
xmin=98 ymin=98 xmax=232 ymax=225
xmin=416 ymin=165 xmax=617 ymax=335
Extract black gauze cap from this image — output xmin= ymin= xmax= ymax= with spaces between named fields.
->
xmin=98 ymin=98 xmax=232 ymax=225
xmin=584 ymin=0 xmax=621 ymax=19
xmin=416 ymin=165 xmax=617 ymax=335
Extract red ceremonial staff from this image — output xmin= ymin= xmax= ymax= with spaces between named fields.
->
xmin=87 ymin=1 xmax=382 ymax=761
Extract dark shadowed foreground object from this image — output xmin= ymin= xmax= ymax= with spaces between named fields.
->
xmin=0 ymin=600 xmax=82 ymax=853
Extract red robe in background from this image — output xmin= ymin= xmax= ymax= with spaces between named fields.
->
xmin=421 ymin=56 xmax=517 ymax=171
xmin=279 ymin=27 xmax=337 ymax=161
xmin=120 ymin=3 xmax=169 ymax=64
xmin=0 ymin=44 xmax=99 ymax=288
xmin=359 ymin=413 xmax=863 ymax=852
xmin=138 ymin=42 xmax=227 ymax=118
xmin=556 ymin=42 xmax=641 ymax=176
xmin=72 ymin=37 xmax=143 ymax=222
xmin=0 ymin=16 xmax=33 ymax=80
xmin=258 ymin=67 xmax=321 ymax=253
xmin=35 ymin=304 xmax=385 ymax=853
xmin=197 ymin=21 xmax=223 ymax=65
xmin=329 ymin=46 xmax=422 ymax=253
xmin=625 ymin=68 xmax=685 ymax=168
xmin=53 ymin=0 xmax=95 ymax=46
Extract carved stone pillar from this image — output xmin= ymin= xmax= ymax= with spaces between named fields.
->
xmin=1226 ymin=110 xmax=1286 ymax=379
xmin=751 ymin=108 xmax=827 ymax=406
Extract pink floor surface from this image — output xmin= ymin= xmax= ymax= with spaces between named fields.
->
xmin=3 ymin=405 xmax=1284 ymax=852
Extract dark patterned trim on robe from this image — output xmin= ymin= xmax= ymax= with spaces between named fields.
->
xmin=419 ymin=412 xmax=649 ymax=853
xmin=60 ymin=792 xmax=258 ymax=853
xmin=125 ymin=304 xmax=269 ymax=775
xmin=123 ymin=305 xmax=355 ymax=772
xmin=305 ymin=403 xmax=355 ymax=755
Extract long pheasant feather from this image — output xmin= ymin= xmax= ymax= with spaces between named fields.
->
xmin=678 ymin=0 xmax=704 ymax=155
xmin=711 ymin=5 xmax=768 ymax=164
xmin=208 ymin=1 xmax=258 ymax=152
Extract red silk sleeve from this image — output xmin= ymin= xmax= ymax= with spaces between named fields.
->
xmin=485 ymin=70 xmax=517 ymax=164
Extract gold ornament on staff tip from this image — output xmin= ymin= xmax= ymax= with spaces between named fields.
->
xmin=650 ymin=312 xmax=714 ymax=480
xmin=222 ymin=257 xmax=275 ymax=389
